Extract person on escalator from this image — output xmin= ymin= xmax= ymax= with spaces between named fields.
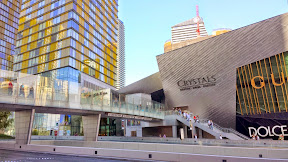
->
xmin=208 ymin=120 xmax=213 ymax=130
xmin=196 ymin=115 xmax=200 ymax=123
xmin=210 ymin=120 xmax=214 ymax=130
xmin=183 ymin=112 xmax=186 ymax=119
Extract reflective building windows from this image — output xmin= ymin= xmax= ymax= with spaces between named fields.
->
xmin=14 ymin=0 xmax=119 ymax=87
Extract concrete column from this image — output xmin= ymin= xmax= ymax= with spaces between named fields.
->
xmin=189 ymin=121 xmax=196 ymax=138
xmin=82 ymin=114 xmax=101 ymax=141
xmin=192 ymin=126 xmax=196 ymax=138
xmin=199 ymin=128 xmax=203 ymax=138
xmin=15 ymin=109 xmax=35 ymax=145
xmin=184 ymin=125 xmax=188 ymax=138
xmin=172 ymin=125 xmax=177 ymax=138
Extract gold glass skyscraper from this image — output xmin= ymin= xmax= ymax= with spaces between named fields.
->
xmin=13 ymin=0 xmax=118 ymax=87
xmin=0 ymin=0 xmax=20 ymax=71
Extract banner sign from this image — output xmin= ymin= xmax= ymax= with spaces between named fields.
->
xmin=107 ymin=113 xmax=153 ymax=121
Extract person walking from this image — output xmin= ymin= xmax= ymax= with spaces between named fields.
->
xmin=219 ymin=134 xmax=223 ymax=140
xmin=19 ymin=84 xmax=24 ymax=97
xmin=194 ymin=134 xmax=198 ymax=139
xmin=279 ymin=134 xmax=284 ymax=141
xmin=8 ymin=81 xmax=13 ymax=96
xmin=163 ymin=134 xmax=166 ymax=138
xmin=28 ymin=86 xmax=34 ymax=98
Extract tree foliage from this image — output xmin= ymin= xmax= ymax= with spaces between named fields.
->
xmin=0 ymin=111 xmax=13 ymax=130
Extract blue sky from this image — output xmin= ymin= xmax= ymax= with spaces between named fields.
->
xmin=118 ymin=0 xmax=288 ymax=86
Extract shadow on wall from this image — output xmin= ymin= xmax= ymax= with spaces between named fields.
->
xmin=142 ymin=126 xmax=172 ymax=137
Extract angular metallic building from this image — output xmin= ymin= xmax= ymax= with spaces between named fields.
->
xmin=157 ymin=13 xmax=288 ymax=129
xmin=122 ymin=13 xmax=288 ymax=137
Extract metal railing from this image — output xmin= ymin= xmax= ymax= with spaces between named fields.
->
xmin=0 ymin=92 xmax=165 ymax=119
xmin=196 ymin=119 xmax=249 ymax=139
xmin=165 ymin=113 xmax=249 ymax=140
xmin=97 ymin=136 xmax=288 ymax=148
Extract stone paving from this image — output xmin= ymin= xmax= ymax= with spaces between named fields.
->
xmin=0 ymin=149 xmax=137 ymax=162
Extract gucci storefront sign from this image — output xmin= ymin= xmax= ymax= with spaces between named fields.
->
xmin=177 ymin=75 xmax=216 ymax=91
xmin=251 ymin=72 xmax=285 ymax=89
xmin=248 ymin=125 xmax=288 ymax=137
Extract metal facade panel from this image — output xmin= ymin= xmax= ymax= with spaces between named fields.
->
xmin=157 ymin=13 xmax=288 ymax=128
xmin=118 ymin=72 xmax=163 ymax=94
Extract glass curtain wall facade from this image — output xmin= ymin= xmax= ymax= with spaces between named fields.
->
xmin=236 ymin=51 xmax=288 ymax=115
xmin=13 ymin=0 xmax=119 ymax=87
xmin=0 ymin=0 xmax=20 ymax=71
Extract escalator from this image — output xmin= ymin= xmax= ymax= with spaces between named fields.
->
xmin=165 ymin=115 xmax=249 ymax=140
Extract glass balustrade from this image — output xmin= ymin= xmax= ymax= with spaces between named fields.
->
xmin=0 ymin=69 xmax=165 ymax=119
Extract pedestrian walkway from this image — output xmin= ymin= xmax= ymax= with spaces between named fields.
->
xmin=0 ymin=149 xmax=133 ymax=162
xmin=0 ymin=69 xmax=165 ymax=120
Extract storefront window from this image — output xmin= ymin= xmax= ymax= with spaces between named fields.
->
xmin=32 ymin=113 xmax=83 ymax=136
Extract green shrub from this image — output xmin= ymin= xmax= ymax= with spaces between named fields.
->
xmin=32 ymin=129 xmax=38 ymax=135
xmin=0 ymin=134 xmax=15 ymax=139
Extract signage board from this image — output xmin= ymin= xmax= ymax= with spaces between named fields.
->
xmin=177 ymin=75 xmax=217 ymax=91
xmin=251 ymin=72 xmax=285 ymax=89
xmin=107 ymin=113 xmax=153 ymax=121
xmin=248 ymin=125 xmax=288 ymax=137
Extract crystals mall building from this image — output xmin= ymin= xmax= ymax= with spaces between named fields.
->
xmin=120 ymin=13 xmax=288 ymax=139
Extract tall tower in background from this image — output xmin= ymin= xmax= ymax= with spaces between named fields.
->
xmin=116 ymin=19 xmax=125 ymax=90
xmin=171 ymin=15 xmax=208 ymax=44
xmin=164 ymin=5 xmax=231 ymax=53
xmin=0 ymin=0 xmax=20 ymax=71
xmin=13 ymin=0 xmax=119 ymax=89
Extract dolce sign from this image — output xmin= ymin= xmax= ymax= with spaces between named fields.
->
xmin=177 ymin=75 xmax=216 ymax=91
xmin=248 ymin=125 xmax=288 ymax=137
